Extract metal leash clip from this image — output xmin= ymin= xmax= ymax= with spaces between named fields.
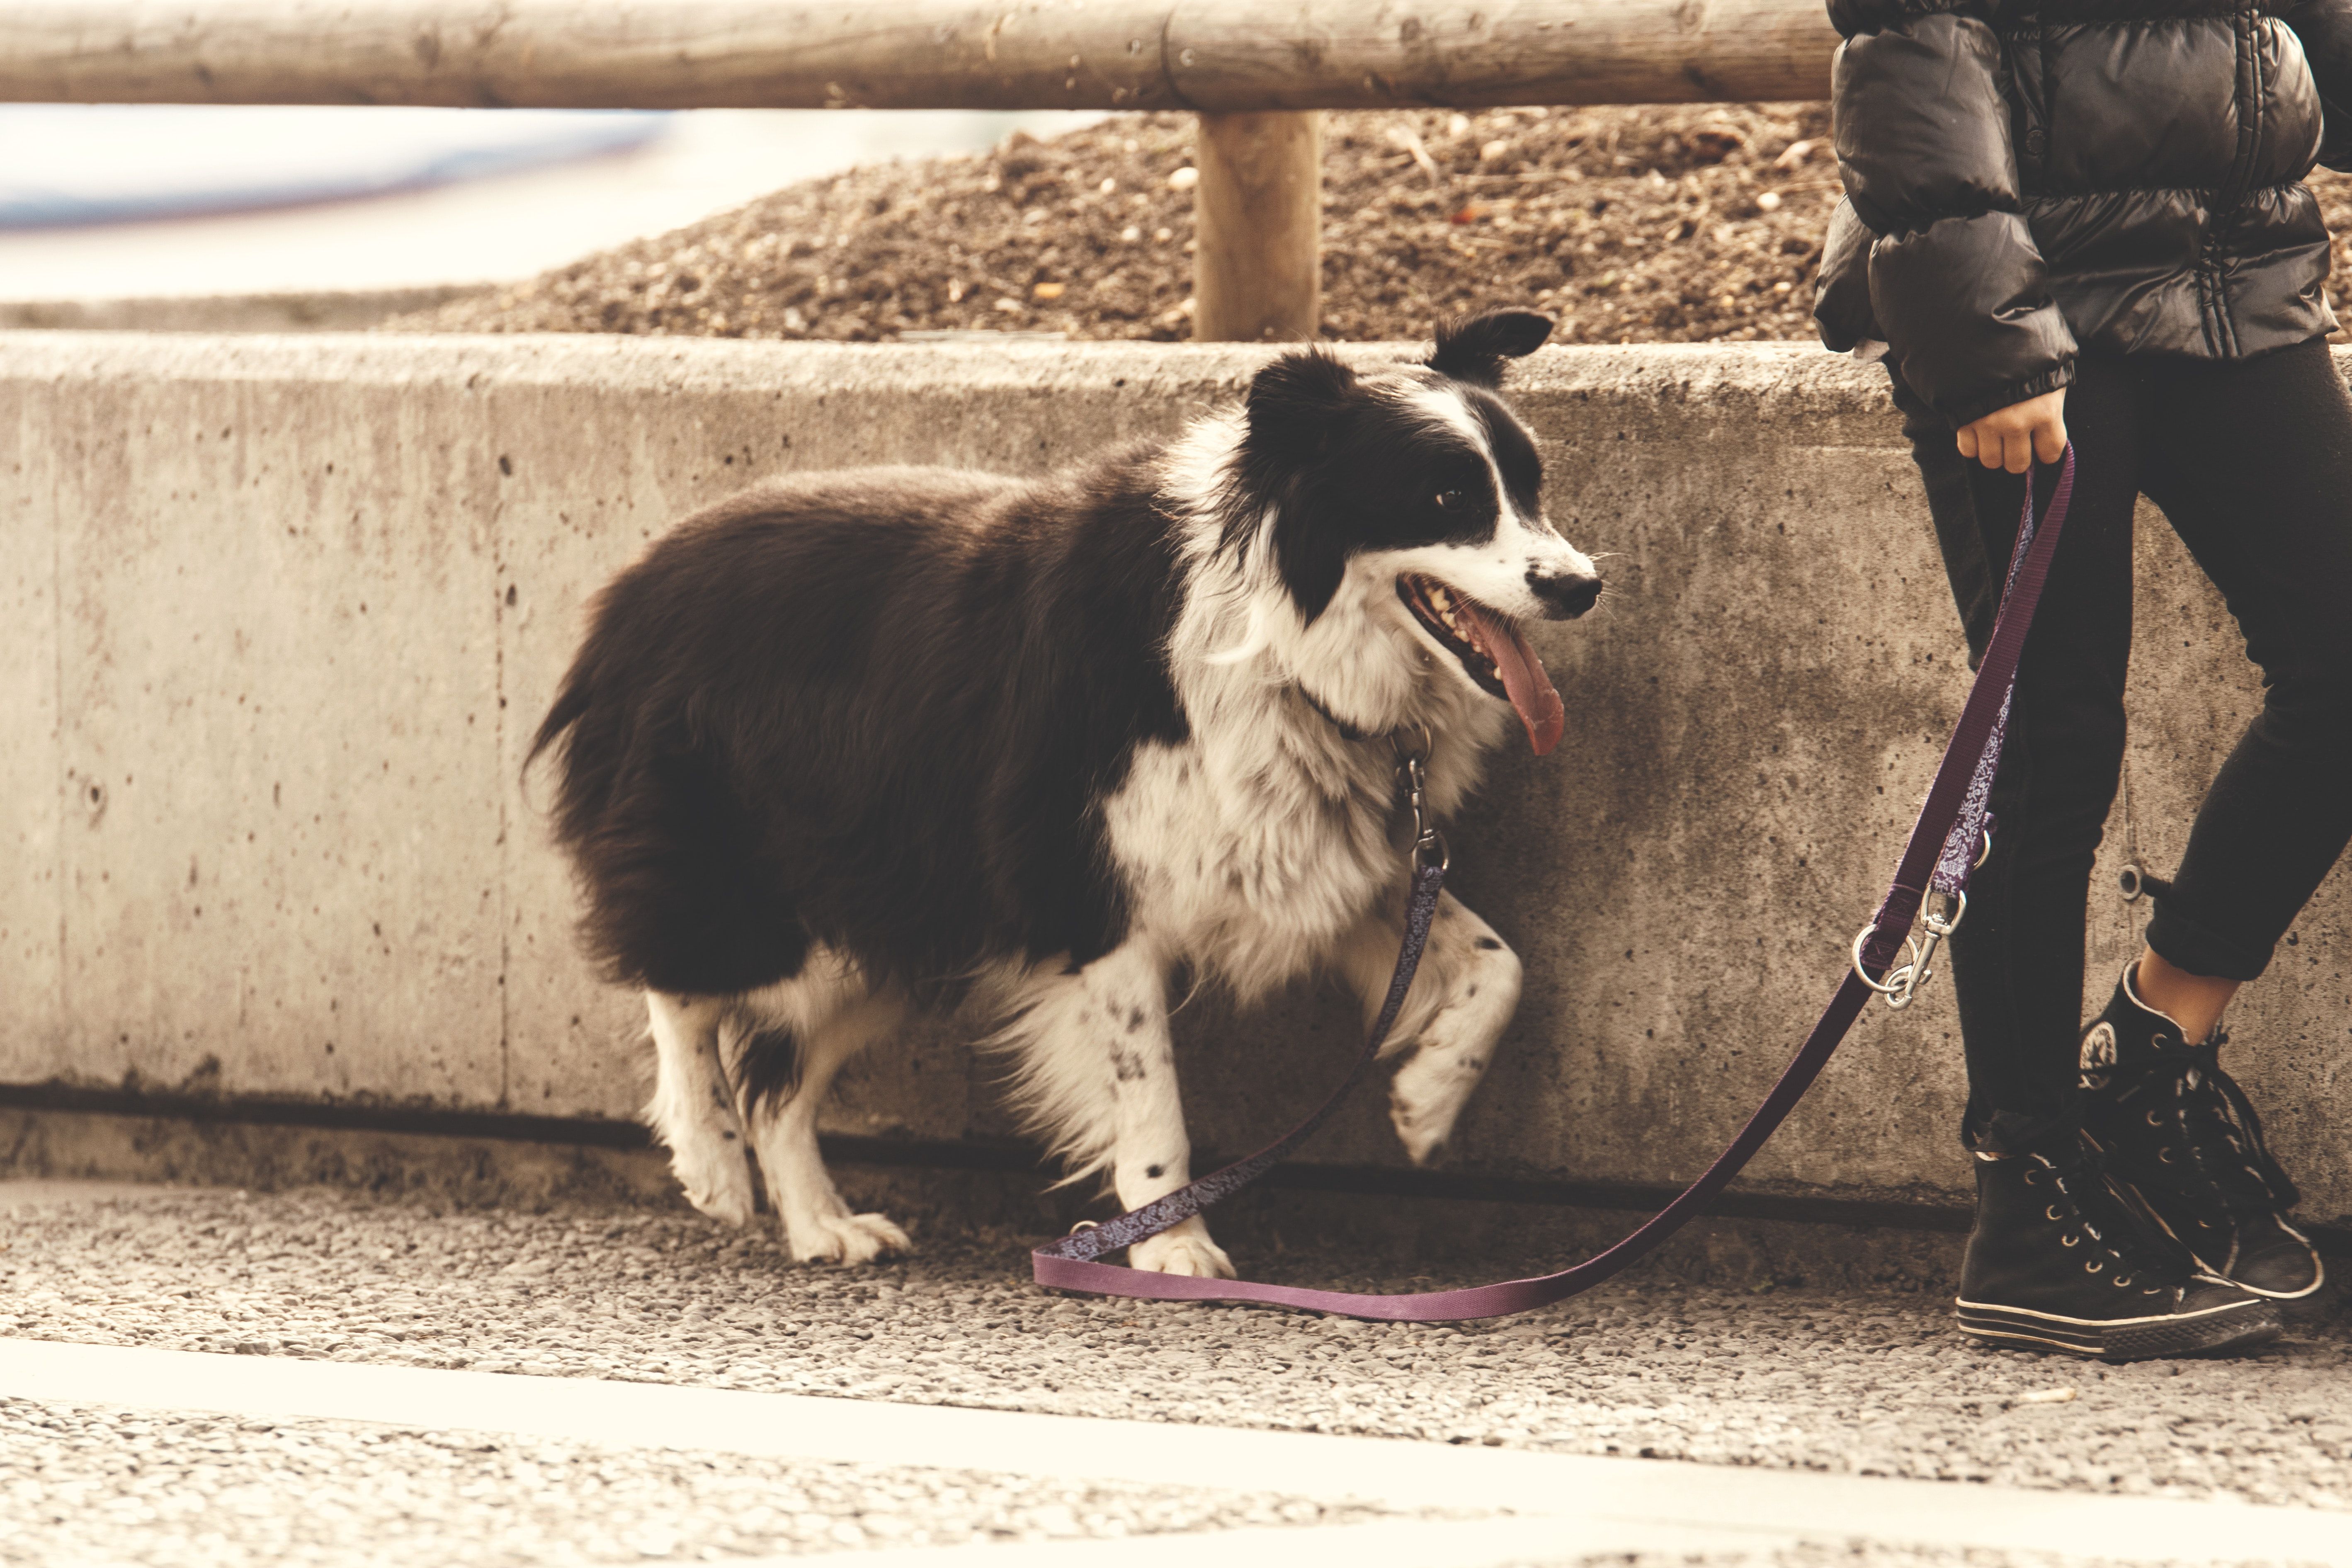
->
xmin=1851 ymin=887 xmax=1967 ymax=1011
xmin=1395 ymin=725 xmax=1448 ymax=873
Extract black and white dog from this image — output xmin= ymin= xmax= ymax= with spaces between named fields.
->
xmin=532 ymin=310 xmax=1600 ymax=1275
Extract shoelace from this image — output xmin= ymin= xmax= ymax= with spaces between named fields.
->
xmin=2041 ymin=1142 xmax=2200 ymax=1284
xmin=2150 ymin=1032 xmax=2301 ymax=1217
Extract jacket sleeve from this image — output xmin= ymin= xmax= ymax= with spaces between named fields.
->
xmin=1830 ymin=0 xmax=2077 ymax=426
xmin=1811 ymin=198 xmax=1879 ymax=352
xmin=2286 ymin=2 xmax=2352 ymax=170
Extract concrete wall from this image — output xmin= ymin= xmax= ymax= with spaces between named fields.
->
xmin=3 ymin=331 xmax=2340 ymax=1225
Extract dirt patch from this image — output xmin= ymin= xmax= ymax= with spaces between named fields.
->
xmin=392 ymin=102 xmax=2352 ymax=348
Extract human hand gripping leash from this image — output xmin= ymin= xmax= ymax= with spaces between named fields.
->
xmin=1034 ymin=449 xmax=2077 ymax=1321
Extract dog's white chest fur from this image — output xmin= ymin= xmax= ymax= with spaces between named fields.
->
xmin=1104 ymin=725 xmax=1402 ymax=1001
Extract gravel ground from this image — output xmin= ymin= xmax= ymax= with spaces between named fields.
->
xmin=5 ymin=1188 xmax=2349 ymax=1519
xmin=0 ymin=1396 xmax=1408 ymax=1567
xmin=387 ymin=104 xmax=2352 ymax=352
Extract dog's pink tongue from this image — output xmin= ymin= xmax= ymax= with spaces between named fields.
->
xmin=1460 ymin=602 xmax=1565 ymax=756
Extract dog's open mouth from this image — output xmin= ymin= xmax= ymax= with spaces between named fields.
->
xmin=1397 ymin=574 xmax=1566 ymax=756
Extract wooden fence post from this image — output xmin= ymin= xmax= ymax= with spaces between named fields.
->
xmin=1192 ymin=110 xmax=1321 ymax=342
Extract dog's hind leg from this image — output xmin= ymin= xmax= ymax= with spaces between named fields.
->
xmin=646 ymin=991 xmax=759 ymax=1226
xmin=1337 ymin=888 xmax=1522 ymax=1166
xmin=996 ymin=944 xmax=1234 ymax=1279
xmin=735 ymin=952 xmax=914 ymax=1265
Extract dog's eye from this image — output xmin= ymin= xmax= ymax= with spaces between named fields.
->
xmin=1432 ymin=488 xmax=1464 ymax=509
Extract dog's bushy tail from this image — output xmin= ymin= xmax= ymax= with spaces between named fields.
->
xmin=526 ymin=662 xmax=593 ymax=787
xmin=524 ymin=653 xmax=608 ymax=893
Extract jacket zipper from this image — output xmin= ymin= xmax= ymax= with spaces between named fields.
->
xmin=2206 ymin=7 xmax=2267 ymax=357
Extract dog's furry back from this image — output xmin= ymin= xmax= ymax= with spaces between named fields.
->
xmin=528 ymin=456 xmax=1191 ymax=998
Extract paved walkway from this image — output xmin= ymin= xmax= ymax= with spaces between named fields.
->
xmin=4 ymin=1180 xmax=2347 ymax=1566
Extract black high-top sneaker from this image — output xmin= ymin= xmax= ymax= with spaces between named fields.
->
xmin=1956 ymin=1124 xmax=2280 ymax=1359
xmin=2079 ymin=963 xmax=2324 ymax=1302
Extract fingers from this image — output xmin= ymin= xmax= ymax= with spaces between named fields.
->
xmin=1957 ymin=415 xmax=2065 ymax=471
xmin=2002 ymin=425 xmax=2033 ymax=473
xmin=1971 ymin=422 xmax=2025 ymax=471
xmin=2032 ymin=415 xmax=2068 ymax=464
xmin=1957 ymin=417 xmax=2026 ymax=470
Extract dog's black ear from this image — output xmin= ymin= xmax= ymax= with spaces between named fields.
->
xmin=1244 ymin=347 xmax=1359 ymax=456
xmin=1427 ymin=309 xmax=1555 ymax=386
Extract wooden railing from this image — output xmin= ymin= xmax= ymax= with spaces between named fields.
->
xmin=3 ymin=1 xmax=1840 ymax=339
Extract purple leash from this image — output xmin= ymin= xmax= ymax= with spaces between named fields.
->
xmin=1036 ymin=449 xmax=2078 ymax=1321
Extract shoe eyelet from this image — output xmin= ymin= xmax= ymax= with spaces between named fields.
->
xmin=2158 ymin=1149 xmax=2175 ymax=1163
xmin=2085 ymin=1259 xmax=2104 ymax=1273
xmin=2061 ymin=1233 xmax=2080 ymax=1247
xmin=2023 ymin=1169 xmax=2040 ymax=1185
xmin=2046 ymin=1205 xmax=2064 ymax=1221
xmin=2146 ymin=1110 xmax=2163 ymax=1127
xmin=2114 ymin=1274 xmax=2132 ymax=1287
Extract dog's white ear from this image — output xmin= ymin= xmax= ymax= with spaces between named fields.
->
xmin=1428 ymin=310 xmax=1555 ymax=386
xmin=1244 ymin=348 xmax=1359 ymax=457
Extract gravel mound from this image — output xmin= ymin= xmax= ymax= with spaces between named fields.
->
xmin=391 ymin=104 xmax=1843 ymax=345
xmin=388 ymin=103 xmax=2352 ymax=349
xmin=393 ymin=104 xmax=2352 ymax=349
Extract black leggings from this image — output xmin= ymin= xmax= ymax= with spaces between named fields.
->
xmin=1891 ymin=340 xmax=2352 ymax=1139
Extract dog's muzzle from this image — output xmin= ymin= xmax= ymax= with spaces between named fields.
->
xmin=1526 ymin=569 xmax=1602 ymax=619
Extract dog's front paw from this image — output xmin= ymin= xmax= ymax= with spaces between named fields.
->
xmin=670 ymin=1143 xmax=760 ymax=1227
xmin=1388 ymin=1069 xmax=1457 ymax=1167
xmin=1388 ymin=1039 xmax=1487 ymax=1166
xmin=1395 ymin=1126 xmax=1450 ymax=1168
xmin=787 ymin=1211 xmax=913 ymax=1265
xmin=1130 ymin=1218 xmax=1235 ymax=1278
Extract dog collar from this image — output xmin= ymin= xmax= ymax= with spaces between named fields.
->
xmin=1295 ymin=684 xmax=1369 ymax=742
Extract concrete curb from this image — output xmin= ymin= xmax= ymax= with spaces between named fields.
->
xmin=3 ymin=333 xmax=2343 ymax=1235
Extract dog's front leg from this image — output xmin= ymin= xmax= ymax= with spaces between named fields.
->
xmin=1338 ymin=888 xmax=1522 ymax=1165
xmin=1109 ymin=984 xmax=1235 ymax=1280
xmin=1013 ymin=945 xmax=1235 ymax=1278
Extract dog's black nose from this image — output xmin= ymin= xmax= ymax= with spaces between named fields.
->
xmin=1528 ymin=570 xmax=1603 ymax=620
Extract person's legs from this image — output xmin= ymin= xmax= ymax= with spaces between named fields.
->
xmin=2071 ymin=339 xmax=2352 ymax=1299
xmin=1891 ymin=357 xmax=2279 ymax=1355
xmin=1892 ymin=357 xmax=2141 ymax=1143
xmin=2137 ymin=339 xmax=2352 ymax=981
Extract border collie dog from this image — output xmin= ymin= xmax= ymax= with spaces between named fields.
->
xmin=532 ymin=310 xmax=1600 ymax=1276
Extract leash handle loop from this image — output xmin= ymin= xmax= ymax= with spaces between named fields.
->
xmin=1035 ymin=447 xmax=2076 ymax=1321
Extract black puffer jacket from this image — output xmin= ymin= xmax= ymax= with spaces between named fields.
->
xmin=1815 ymin=1 xmax=2352 ymax=425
